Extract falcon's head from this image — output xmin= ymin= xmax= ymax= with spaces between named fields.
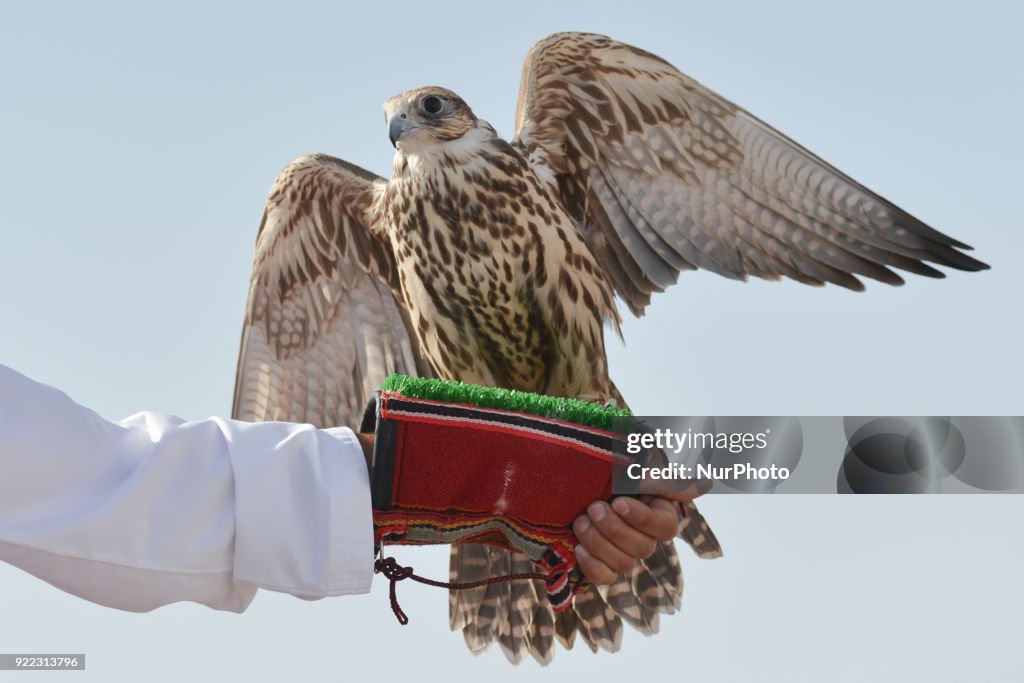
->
xmin=383 ymin=86 xmax=478 ymax=153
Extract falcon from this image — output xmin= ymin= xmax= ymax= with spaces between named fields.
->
xmin=232 ymin=32 xmax=988 ymax=664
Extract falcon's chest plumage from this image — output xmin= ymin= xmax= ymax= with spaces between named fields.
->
xmin=376 ymin=125 xmax=617 ymax=398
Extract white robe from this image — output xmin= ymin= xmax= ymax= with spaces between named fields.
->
xmin=0 ymin=363 xmax=373 ymax=612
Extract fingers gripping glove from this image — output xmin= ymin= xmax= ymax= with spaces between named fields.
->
xmin=360 ymin=375 xmax=632 ymax=612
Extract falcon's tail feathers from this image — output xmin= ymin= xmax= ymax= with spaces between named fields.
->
xmin=679 ymin=501 xmax=724 ymax=559
xmin=449 ymin=538 xmax=688 ymax=664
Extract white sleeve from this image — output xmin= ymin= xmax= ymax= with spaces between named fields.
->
xmin=0 ymin=363 xmax=374 ymax=613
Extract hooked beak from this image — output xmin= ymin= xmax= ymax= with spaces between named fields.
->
xmin=388 ymin=114 xmax=413 ymax=148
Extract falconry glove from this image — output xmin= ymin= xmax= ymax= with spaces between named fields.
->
xmin=360 ymin=375 xmax=632 ymax=612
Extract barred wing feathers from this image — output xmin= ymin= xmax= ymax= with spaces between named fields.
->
xmin=232 ymin=153 xmax=430 ymax=428
xmin=513 ymin=32 xmax=988 ymax=315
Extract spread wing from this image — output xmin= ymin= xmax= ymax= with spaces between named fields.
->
xmin=232 ymin=153 xmax=430 ymax=428
xmin=513 ymin=32 xmax=989 ymax=315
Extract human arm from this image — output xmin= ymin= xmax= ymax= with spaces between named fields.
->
xmin=0 ymin=362 xmax=692 ymax=614
xmin=0 ymin=363 xmax=373 ymax=612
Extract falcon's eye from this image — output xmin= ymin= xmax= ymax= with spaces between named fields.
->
xmin=421 ymin=95 xmax=444 ymax=116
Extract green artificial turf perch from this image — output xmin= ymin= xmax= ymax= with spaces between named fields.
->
xmin=381 ymin=374 xmax=631 ymax=432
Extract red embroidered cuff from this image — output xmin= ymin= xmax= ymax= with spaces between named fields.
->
xmin=361 ymin=389 xmax=630 ymax=611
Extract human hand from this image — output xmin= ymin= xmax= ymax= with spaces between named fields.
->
xmin=573 ymin=492 xmax=704 ymax=585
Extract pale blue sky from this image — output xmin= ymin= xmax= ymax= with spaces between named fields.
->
xmin=1 ymin=1 xmax=1022 ymax=681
